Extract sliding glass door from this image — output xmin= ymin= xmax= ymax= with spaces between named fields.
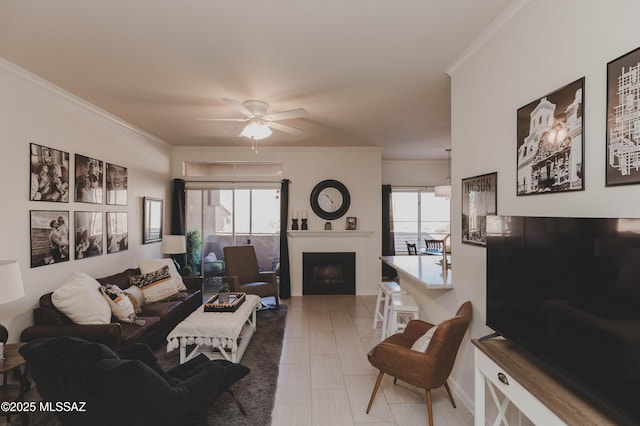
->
xmin=185 ymin=186 xmax=280 ymax=280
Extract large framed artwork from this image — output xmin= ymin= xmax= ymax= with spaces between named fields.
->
xmin=516 ymin=78 xmax=584 ymax=195
xmin=606 ymin=46 xmax=640 ymax=186
xmin=75 ymin=211 xmax=103 ymax=259
xmin=75 ymin=154 xmax=104 ymax=204
xmin=30 ymin=210 xmax=70 ymax=267
xmin=106 ymin=163 xmax=128 ymax=205
xmin=29 ymin=143 xmax=70 ymax=202
xmin=107 ymin=212 xmax=128 ymax=253
xmin=462 ymin=172 xmax=497 ymax=247
xmin=143 ymin=197 xmax=163 ymax=244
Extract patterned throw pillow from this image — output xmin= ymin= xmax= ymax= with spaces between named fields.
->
xmin=100 ymin=284 xmax=145 ymax=326
xmin=129 ymin=265 xmax=180 ymax=304
xmin=137 ymin=258 xmax=187 ymax=292
xmin=123 ymin=285 xmax=145 ymax=313
xmin=410 ymin=325 xmax=438 ymax=352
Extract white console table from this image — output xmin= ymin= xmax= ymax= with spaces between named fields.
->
xmin=473 ymin=339 xmax=619 ymax=426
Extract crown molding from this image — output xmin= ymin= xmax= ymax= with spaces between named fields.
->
xmin=446 ymin=0 xmax=534 ymax=77
xmin=0 ymin=58 xmax=170 ymax=147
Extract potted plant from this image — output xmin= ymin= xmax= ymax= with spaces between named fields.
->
xmin=218 ymin=280 xmax=231 ymax=304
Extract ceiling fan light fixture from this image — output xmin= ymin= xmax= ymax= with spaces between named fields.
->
xmin=240 ymin=118 xmax=272 ymax=140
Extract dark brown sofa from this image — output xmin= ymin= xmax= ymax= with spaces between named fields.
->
xmin=20 ymin=268 xmax=202 ymax=350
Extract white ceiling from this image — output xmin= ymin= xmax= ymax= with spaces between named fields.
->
xmin=0 ymin=0 xmax=514 ymax=160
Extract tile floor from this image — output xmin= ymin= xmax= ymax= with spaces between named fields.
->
xmin=270 ymin=295 xmax=473 ymax=426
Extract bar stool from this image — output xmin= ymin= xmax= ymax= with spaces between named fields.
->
xmin=372 ymin=281 xmax=403 ymax=339
xmin=388 ymin=293 xmax=419 ymax=336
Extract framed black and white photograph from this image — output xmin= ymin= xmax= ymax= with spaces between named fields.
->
xmin=606 ymin=46 xmax=640 ymax=186
xmin=30 ymin=210 xmax=70 ymax=267
xmin=346 ymin=217 xmax=357 ymax=230
xmin=516 ymin=78 xmax=584 ymax=195
xmin=143 ymin=197 xmax=163 ymax=244
xmin=107 ymin=212 xmax=128 ymax=254
xmin=462 ymin=172 xmax=497 ymax=247
xmin=29 ymin=143 xmax=70 ymax=202
xmin=75 ymin=154 xmax=104 ymax=204
xmin=75 ymin=211 xmax=103 ymax=259
xmin=106 ymin=162 xmax=128 ymax=205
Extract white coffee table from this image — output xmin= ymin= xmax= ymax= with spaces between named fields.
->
xmin=167 ymin=294 xmax=261 ymax=363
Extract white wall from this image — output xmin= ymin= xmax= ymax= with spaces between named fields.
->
xmin=0 ymin=60 xmax=173 ymax=342
xmin=448 ymin=0 xmax=640 ymax=414
xmin=382 ymin=159 xmax=449 ymax=187
xmin=173 ymin=146 xmax=384 ymax=295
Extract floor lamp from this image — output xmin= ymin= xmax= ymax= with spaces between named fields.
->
xmin=161 ymin=235 xmax=186 ymax=274
xmin=0 ymin=261 xmax=25 ymax=361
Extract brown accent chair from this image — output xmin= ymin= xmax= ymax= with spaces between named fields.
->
xmin=223 ymin=245 xmax=280 ymax=308
xmin=366 ymin=301 xmax=472 ymax=426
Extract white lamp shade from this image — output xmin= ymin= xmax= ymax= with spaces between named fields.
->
xmin=161 ymin=235 xmax=186 ymax=254
xmin=434 ymin=185 xmax=452 ymax=198
xmin=240 ymin=119 xmax=272 ymax=140
xmin=0 ymin=261 xmax=25 ymax=304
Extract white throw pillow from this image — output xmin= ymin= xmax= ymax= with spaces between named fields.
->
xmin=410 ymin=325 xmax=438 ymax=352
xmin=137 ymin=258 xmax=187 ymax=291
xmin=100 ymin=284 xmax=136 ymax=323
xmin=51 ymin=271 xmax=112 ymax=325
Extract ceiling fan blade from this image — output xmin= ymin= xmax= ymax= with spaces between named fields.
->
xmin=264 ymin=108 xmax=309 ymax=122
xmin=195 ymin=118 xmax=247 ymax=122
xmin=267 ymin=121 xmax=303 ymax=135
xmin=222 ymin=98 xmax=254 ymax=117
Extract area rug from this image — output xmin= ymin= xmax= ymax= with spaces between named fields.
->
xmin=155 ymin=305 xmax=287 ymax=426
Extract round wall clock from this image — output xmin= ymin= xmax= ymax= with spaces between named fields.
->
xmin=310 ymin=179 xmax=351 ymax=220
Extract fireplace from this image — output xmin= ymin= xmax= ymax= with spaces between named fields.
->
xmin=303 ymin=252 xmax=356 ymax=295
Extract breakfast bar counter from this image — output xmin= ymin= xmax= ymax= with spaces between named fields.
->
xmin=380 ymin=255 xmax=453 ymax=290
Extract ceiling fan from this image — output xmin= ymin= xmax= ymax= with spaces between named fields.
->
xmin=198 ymin=98 xmax=308 ymax=138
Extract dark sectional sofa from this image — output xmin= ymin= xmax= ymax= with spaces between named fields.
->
xmin=20 ymin=268 xmax=202 ymax=350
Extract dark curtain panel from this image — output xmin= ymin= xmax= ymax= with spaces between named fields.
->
xmin=381 ymin=185 xmax=397 ymax=279
xmin=171 ymin=179 xmax=187 ymax=269
xmin=279 ymin=179 xmax=291 ymax=299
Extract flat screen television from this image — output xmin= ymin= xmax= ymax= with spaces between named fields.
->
xmin=486 ymin=215 xmax=640 ymax=425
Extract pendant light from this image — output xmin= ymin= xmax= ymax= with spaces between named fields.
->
xmin=434 ymin=148 xmax=451 ymax=198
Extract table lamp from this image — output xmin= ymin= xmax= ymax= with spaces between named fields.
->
xmin=0 ymin=261 xmax=25 ymax=361
xmin=161 ymin=235 xmax=186 ymax=273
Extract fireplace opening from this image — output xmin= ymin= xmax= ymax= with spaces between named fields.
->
xmin=303 ymin=252 xmax=356 ymax=295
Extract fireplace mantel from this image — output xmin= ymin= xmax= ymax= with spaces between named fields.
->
xmin=287 ymin=229 xmax=376 ymax=296
xmin=287 ymin=230 xmax=373 ymax=238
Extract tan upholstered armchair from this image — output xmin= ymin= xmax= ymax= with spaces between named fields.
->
xmin=366 ymin=301 xmax=472 ymax=426
xmin=223 ymin=245 xmax=280 ymax=309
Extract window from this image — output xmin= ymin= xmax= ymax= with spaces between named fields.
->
xmin=185 ymin=186 xmax=280 ymax=276
xmin=392 ymin=189 xmax=450 ymax=254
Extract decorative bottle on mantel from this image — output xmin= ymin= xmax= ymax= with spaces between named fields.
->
xmin=325 ymin=222 xmax=332 ymax=230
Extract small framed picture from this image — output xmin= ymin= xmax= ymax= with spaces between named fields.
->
xmin=75 ymin=154 xmax=104 ymax=204
xmin=30 ymin=210 xmax=70 ymax=267
xmin=606 ymin=46 xmax=640 ymax=186
xmin=516 ymin=78 xmax=584 ymax=195
xmin=107 ymin=212 xmax=128 ymax=254
xmin=75 ymin=211 xmax=103 ymax=259
xmin=143 ymin=197 xmax=163 ymax=244
xmin=462 ymin=172 xmax=497 ymax=246
xmin=106 ymin=163 xmax=128 ymax=205
xmin=29 ymin=143 xmax=70 ymax=202
xmin=346 ymin=217 xmax=357 ymax=230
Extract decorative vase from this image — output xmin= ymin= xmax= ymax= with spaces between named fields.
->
xmin=292 ymin=218 xmax=299 ymax=230
xmin=301 ymin=218 xmax=308 ymax=230
xmin=218 ymin=290 xmax=230 ymax=304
